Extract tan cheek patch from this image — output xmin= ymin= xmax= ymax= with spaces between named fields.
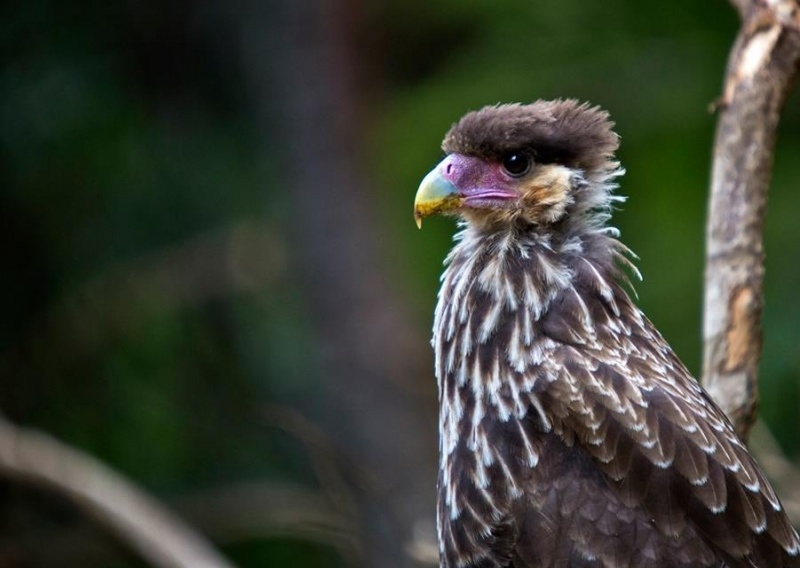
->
xmin=519 ymin=164 xmax=574 ymax=223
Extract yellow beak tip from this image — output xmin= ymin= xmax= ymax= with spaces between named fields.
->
xmin=413 ymin=163 xmax=461 ymax=229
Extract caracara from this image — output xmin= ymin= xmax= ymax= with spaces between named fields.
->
xmin=413 ymin=100 xmax=800 ymax=567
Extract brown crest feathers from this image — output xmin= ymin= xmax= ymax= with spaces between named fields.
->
xmin=442 ymin=99 xmax=619 ymax=173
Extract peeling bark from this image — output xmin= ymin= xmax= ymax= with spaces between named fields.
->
xmin=703 ymin=0 xmax=800 ymax=439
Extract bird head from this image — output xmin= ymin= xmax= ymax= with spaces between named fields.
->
xmin=414 ymin=99 xmax=621 ymax=232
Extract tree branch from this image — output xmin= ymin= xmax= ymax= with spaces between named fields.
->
xmin=702 ymin=0 xmax=800 ymax=439
xmin=0 ymin=415 xmax=234 ymax=568
xmin=1 ymin=480 xmax=358 ymax=567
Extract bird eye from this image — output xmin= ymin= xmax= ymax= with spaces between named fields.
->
xmin=501 ymin=152 xmax=530 ymax=177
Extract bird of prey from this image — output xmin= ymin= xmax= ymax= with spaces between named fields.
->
xmin=413 ymin=100 xmax=800 ymax=567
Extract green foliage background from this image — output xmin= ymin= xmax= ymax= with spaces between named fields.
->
xmin=1 ymin=0 xmax=799 ymax=566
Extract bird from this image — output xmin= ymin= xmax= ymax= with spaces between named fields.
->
xmin=413 ymin=99 xmax=800 ymax=567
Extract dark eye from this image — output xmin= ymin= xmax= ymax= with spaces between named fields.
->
xmin=501 ymin=152 xmax=530 ymax=177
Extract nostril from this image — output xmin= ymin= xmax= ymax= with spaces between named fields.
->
xmin=446 ymin=163 xmax=453 ymax=175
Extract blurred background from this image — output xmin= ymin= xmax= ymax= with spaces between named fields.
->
xmin=1 ymin=0 xmax=799 ymax=566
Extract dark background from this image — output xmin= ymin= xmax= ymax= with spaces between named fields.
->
xmin=1 ymin=0 xmax=799 ymax=566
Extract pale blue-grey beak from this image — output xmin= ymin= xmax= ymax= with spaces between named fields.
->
xmin=413 ymin=162 xmax=464 ymax=228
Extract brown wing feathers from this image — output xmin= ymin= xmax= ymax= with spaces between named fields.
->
xmin=545 ymin=276 xmax=799 ymax=565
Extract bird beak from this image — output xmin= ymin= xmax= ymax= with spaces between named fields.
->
xmin=413 ymin=163 xmax=464 ymax=228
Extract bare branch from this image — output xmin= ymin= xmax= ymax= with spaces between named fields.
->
xmin=0 ymin=416 xmax=234 ymax=568
xmin=702 ymin=0 xmax=800 ymax=439
xmin=1 ymin=479 xmax=360 ymax=567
